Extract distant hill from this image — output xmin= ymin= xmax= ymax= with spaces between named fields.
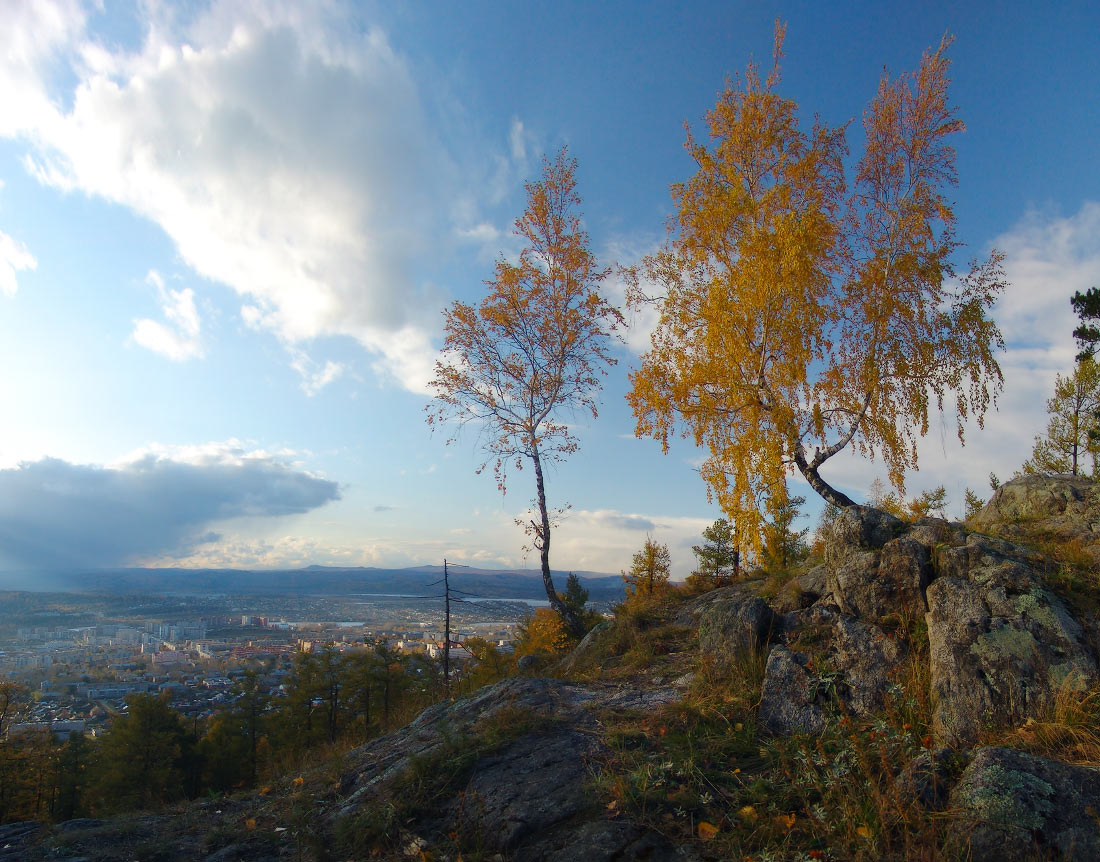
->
xmin=0 ymin=565 xmax=625 ymax=602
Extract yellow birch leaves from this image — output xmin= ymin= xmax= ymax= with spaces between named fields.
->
xmin=628 ymin=27 xmax=1005 ymax=550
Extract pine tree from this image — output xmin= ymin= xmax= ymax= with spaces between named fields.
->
xmin=91 ymin=693 xmax=198 ymax=813
xmin=622 ymin=537 xmax=672 ymax=597
xmin=690 ymin=519 xmax=739 ymax=588
xmin=1021 ymin=358 xmax=1100 ymax=476
xmin=763 ymin=495 xmax=808 ymax=570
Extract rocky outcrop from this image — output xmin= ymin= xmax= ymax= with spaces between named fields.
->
xmin=760 ymin=601 xmax=903 ymax=731
xmin=742 ymin=489 xmax=1100 ymax=753
xmin=0 ymin=822 xmax=44 ymax=860
xmin=926 ymin=534 xmax=1098 ymax=745
xmin=758 ymin=645 xmax=825 ymax=734
xmin=690 ymin=587 xmax=777 ymax=661
xmin=774 ymin=563 xmax=829 ymax=612
xmin=828 ymin=505 xmax=908 ymax=551
xmin=16 ymin=477 xmax=1100 ymax=862
xmin=970 ymin=474 xmax=1100 ymax=563
xmin=829 ymin=534 xmax=932 ymax=620
xmin=950 ymin=746 xmax=1100 ymax=861
xmin=332 ymin=677 xmax=692 ymax=861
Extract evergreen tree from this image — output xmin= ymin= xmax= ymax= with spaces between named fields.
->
xmin=763 ymin=495 xmax=808 ymax=570
xmin=198 ymin=672 xmax=268 ymax=792
xmin=963 ymin=488 xmax=984 ymax=520
xmin=557 ymin=573 xmax=602 ymax=631
xmin=690 ymin=519 xmax=739 ymax=588
xmin=1021 ymin=358 xmax=1100 ymax=476
xmin=622 ymin=537 xmax=672 ymax=597
xmin=52 ymin=732 xmax=88 ymax=822
xmin=907 ymin=486 xmax=948 ymax=519
xmin=342 ymin=649 xmax=384 ymax=739
xmin=1072 ymin=286 xmax=1100 ymax=359
xmin=91 ymin=693 xmax=198 ymax=813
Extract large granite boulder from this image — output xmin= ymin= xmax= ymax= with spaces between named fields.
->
xmin=972 ymin=474 xmax=1099 ymax=526
xmin=774 ymin=563 xmax=830 ymax=613
xmin=828 ymin=505 xmax=907 ymax=552
xmin=828 ymin=535 xmax=932 ymax=621
xmin=761 ymin=603 xmax=904 ymax=733
xmin=950 ymin=746 xmax=1100 ymax=860
xmin=925 ymin=533 xmax=1098 ymax=746
xmin=758 ymin=645 xmax=825 ymax=735
xmin=694 ymin=588 xmax=777 ymax=661
xmin=806 ymin=498 xmax=1100 ymax=748
xmin=830 ymin=614 xmax=905 ymax=716
xmin=826 ymin=506 xmax=932 ymax=622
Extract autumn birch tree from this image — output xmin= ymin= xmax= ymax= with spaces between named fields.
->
xmin=427 ymin=149 xmax=622 ymax=638
xmin=628 ymin=27 xmax=1005 ymax=549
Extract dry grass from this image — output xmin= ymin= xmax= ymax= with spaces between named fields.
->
xmin=589 ymin=592 xmax=974 ymax=861
xmin=990 ymin=679 xmax=1100 ymax=766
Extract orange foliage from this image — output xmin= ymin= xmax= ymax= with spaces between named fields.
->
xmin=514 ymin=607 xmax=573 ymax=657
xmin=627 ymin=25 xmax=1005 ymax=550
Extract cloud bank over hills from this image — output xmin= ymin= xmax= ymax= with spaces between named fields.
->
xmin=0 ymin=444 xmax=339 ymax=570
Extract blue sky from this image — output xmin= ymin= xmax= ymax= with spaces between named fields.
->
xmin=0 ymin=0 xmax=1097 ymax=577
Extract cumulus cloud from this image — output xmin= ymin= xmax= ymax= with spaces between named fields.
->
xmin=0 ymin=0 xmax=86 ymax=138
xmin=1 ymin=1 xmax=529 ymax=392
xmin=163 ymin=529 xmax=518 ymax=571
xmin=131 ymin=270 xmax=203 ymax=360
xmin=0 ymin=444 xmax=340 ymax=570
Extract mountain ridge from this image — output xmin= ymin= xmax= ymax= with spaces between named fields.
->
xmin=0 ymin=565 xmax=625 ymax=601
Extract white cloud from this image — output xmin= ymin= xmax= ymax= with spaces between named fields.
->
xmin=287 ymin=347 xmax=345 ymax=396
xmin=509 ymin=117 xmax=528 ymax=165
xmin=108 ymin=439 xmax=305 ymax=471
xmin=0 ymin=230 xmax=37 ymax=297
xmin=1 ymin=1 xmax=520 ymax=393
xmin=0 ymin=0 xmax=86 ymax=137
xmin=132 ymin=270 xmax=203 ymax=360
xmin=600 ymin=234 xmax=663 ymax=354
xmin=457 ymin=222 xmax=503 ymax=244
xmin=483 ymin=116 xmax=536 ymax=207
xmin=155 ymin=533 xmax=356 ymax=570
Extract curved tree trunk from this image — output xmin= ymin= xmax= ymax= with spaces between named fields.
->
xmin=532 ymin=446 xmax=587 ymax=639
xmin=792 ymin=392 xmax=871 ymax=510
xmin=793 ymin=448 xmax=857 ymax=509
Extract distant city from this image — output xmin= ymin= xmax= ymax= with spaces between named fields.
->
xmin=0 ymin=566 xmax=622 ymax=740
